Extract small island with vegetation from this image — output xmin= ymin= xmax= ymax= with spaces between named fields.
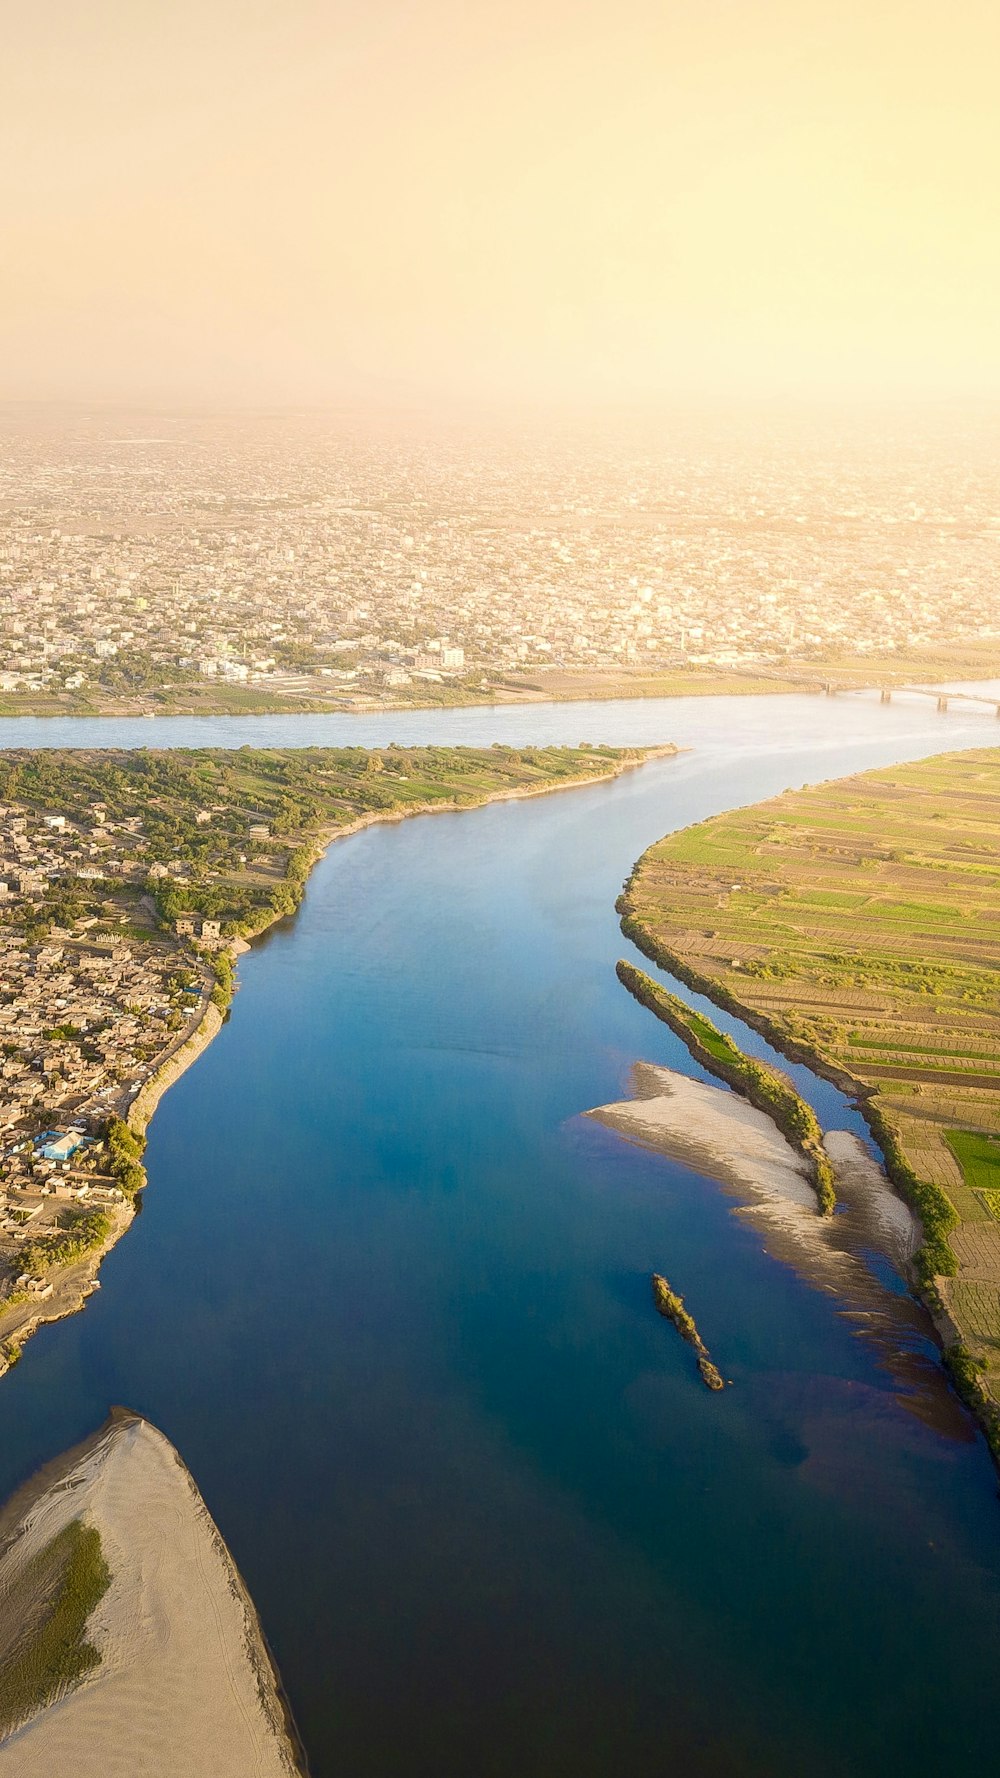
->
xmin=618 ymin=747 xmax=1000 ymax=1456
xmin=651 ymin=1273 xmax=727 ymax=1390
xmin=0 ymin=740 xmax=670 ymax=1373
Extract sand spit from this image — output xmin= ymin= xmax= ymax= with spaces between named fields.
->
xmin=590 ymin=1062 xmax=918 ymax=1260
xmin=590 ymin=1061 xmax=819 ymax=1211
xmin=823 ymin=1128 xmax=918 ymax=1271
xmin=0 ymin=1411 xmax=305 ymax=1777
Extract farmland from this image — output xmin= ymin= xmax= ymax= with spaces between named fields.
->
xmin=618 ymin=747 xmax=1000 ymax=1437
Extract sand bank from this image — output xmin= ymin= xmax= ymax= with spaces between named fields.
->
xmin=588 ymin=1064 xmax=963 ymax=1431
xmin=0 ymin=1411 xmax=305 ymax=1777
xmin=589 ymin=1061 xmax=918 ymax=1258
xmin=589 ymin=1061 xmax=818 ymax=1210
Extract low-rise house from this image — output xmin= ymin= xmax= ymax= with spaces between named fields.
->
xmin=34 ymin=1129 xmax=88 ymax=1162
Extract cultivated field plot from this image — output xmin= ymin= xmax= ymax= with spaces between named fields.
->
xmin=621 ymin=747 xmax=1000 ymax=1391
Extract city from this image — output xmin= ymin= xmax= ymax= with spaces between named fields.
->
xmin=1 ymin=406 xmax=997 ymax=712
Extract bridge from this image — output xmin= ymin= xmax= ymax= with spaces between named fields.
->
xmin=824 ymin=683 xmax=1000 ymax=716
xmin=705 ymin=663 xmax=1000 ymax=714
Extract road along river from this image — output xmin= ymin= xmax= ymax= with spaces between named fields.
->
xmin=0 ymin=692 xmax=999 ymax=1778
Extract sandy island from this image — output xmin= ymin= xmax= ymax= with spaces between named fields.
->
xmin=0 ymin=1411 xmax=305 ymax=1777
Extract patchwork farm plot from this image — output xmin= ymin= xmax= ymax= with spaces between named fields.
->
xmin=619 ymin=747 xmax=1000 ymax=1420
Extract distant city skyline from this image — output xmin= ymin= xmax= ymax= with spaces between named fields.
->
xmin=3 ymin=0 xmax=999 ymax=405
xmin=0 ymin=405 xmax=996 ymax=715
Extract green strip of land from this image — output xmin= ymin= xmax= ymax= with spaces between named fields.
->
xmin=616 ymin=960 xmax=835 ymax=1213
xmin=0 ymin=639 xmax=995 ymax=718
xmin=618 ymin=747 xmax=1000 ymax=1449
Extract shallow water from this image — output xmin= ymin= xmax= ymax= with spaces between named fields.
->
xmin=0 ymin=694 xmax=999 ymax=1777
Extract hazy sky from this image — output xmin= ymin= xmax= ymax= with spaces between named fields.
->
xmin=3 ymin=0 xmax=998 ymax=405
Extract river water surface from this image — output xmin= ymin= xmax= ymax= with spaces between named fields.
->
xmin=1 ymin=693 xmax=1000 ymax=1778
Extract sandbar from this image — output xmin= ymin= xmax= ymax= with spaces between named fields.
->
xmin=0 ymin=1410 xmax=305 ymax=1777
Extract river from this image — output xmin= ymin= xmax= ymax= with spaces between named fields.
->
xmin=1 ymin=691 xmax=999 ymax=1778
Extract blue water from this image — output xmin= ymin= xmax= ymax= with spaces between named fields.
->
xmin=1 ymin=694 xmax=1000 ymax=1777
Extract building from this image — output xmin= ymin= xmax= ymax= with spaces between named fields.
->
xmin=34 ymin=1129 xmax=87 ymax=1162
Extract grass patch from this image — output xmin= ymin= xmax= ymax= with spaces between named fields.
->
xmin=684 ymin=1009 xmax=740 ymax=1064
xmin=0 ymin=1518 xmax=111 ymax=1738
xmin=946 ymin=1131 xmax=1000 ymax=1195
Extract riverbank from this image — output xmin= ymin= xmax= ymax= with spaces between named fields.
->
xmin=0 ymin=1001 xmax=224 ymax=1382
xmin=0 ymin=641 xmax=994 ymax=720
xmin=0 ymin=669 xmax=794 ymax=719
xmin=616 ymin=748 xmax=1000 ymax=1459
xmin=0 ymin=744 xmax=676 ymax=1378
xmin=0 ymin=1409 xmax=305 ymax=1774
xmin=230 ymin=746 xmax=679 ymax=944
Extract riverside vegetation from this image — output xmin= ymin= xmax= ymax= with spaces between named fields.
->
xmin=0 ymin=742 xmax=662 ymax=1370
xmin=618 ymin=747 xmax=1000 ymax=1455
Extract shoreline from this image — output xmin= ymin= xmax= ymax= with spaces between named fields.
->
xmin=0 ymin=1004 xmax=224 ymax=1380
xmin=0 ymin=656 xmax=995 ymax=722
xmin=617 ymin=915 xmax=1000 ymax=1464
xmin=0 ymin=746 xmax=676 ymax=1377
xmin=0 ymin=683 xmax=795 ymax=720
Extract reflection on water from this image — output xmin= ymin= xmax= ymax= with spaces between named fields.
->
xmin=591 ymin=1062 xmax=970 ymax=1442
xmin=0 ymin=695 xmax=998 ymax=1777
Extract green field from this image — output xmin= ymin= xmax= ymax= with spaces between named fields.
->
xmin=618 ymin=747 xmax=1000 ymax=1439
xmin=945 ymin=1131 xmax=1000 ymax=1192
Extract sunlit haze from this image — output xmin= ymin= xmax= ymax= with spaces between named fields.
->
xmin=4 ymin=0 xmax=999 ymax=404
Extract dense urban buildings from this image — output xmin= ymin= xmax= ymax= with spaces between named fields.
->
xmin=0 ymin=405 xmax=996 ymax=709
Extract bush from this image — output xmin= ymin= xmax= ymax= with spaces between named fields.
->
xmin=20 ymin=1209 xmax=113 ymax=1275
xmin=209 ymin=951 xmax=235 ymax=1010
xmin=105 ymin=1117 xmax=146 ymax=1199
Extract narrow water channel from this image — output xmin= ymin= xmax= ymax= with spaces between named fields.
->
xmin=0 ymin=694 xmax=998 ymax=1778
